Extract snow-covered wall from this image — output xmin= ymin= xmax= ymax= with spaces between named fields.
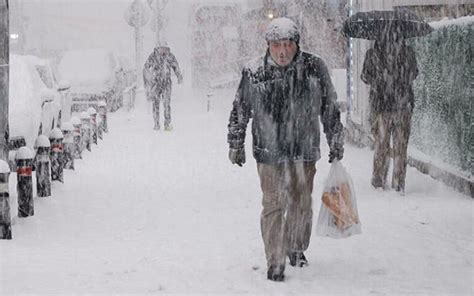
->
xmin=410 ymin=18 xmax=473 ymax=175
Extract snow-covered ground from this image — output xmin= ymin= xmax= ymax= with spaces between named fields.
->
xmin=0 ymin=87 xmax=472 ymax=295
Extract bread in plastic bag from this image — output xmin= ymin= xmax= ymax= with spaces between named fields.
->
xmin=316 ymin=161 xmax=361 ymax=238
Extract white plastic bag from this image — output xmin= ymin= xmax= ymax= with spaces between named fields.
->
xmin=316 ymin=161 xmax=361 ymax=238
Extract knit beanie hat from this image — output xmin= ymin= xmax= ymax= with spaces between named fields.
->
xmin=264 ymin=17 xmax=300 ymax=44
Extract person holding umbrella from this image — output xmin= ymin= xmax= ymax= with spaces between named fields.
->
xmin=343 ymin=10 xmax=432 ymax=193
xmin=361 ymin=35 xmax=418 ymax=193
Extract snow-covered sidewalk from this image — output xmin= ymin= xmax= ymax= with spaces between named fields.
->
xmin=1 ymin=87 xmax=472 ymax=295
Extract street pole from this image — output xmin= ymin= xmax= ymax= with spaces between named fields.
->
xmin=34 ymin=135 xmax=51 ymax=197
xmin=16 ymin=146 xmax=34 ymax=218
xmin=125 ymin=0 xmax=150 ymax=104
xmin=0 ymin=0 xmax=9 ymax=161
xmin=0 ymin=159 xmax=11 ymax=239
xmin=154 ymin=0 xmax=160 ymax=45
xmin=136 ymin=25 xmax=143 ymax=88
xmin=148 ymin=0 xmax=168 ymax=46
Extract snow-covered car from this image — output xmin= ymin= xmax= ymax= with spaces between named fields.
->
xmin=58 ymin=49 xmax=125 ymax=112
xmin=8 ymin=54 xmax=70 ymax=168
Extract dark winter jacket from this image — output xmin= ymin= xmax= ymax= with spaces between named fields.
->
xmin=227 ymin=50 xmax=344 ymax=164
xmin=361 ymin=42 xmax=418 ymax=113
xmin=143 ymin=47 xmax=182 ymax=92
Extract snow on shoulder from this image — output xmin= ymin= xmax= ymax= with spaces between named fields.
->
xmin=244 ymin=56 xmax=265 ymax=73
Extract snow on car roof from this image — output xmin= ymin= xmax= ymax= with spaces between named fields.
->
xmin=58 ymin=49 xmax=116 ymax=87
xmin=21 ymin=55 xmax=49 ymax=66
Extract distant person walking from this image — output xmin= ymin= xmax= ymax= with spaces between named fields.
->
xmin=361 ymin=36 xmax=418 ymax=193
xmin=143 ymin=42 xmax=183 ymax=131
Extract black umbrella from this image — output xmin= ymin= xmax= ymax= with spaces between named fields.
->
xmin=342 ymin=10 xmax=434 ymax=40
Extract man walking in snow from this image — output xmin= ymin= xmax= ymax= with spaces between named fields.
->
xmin=361 ymin=36 xmax=418 ymax=193
xmin=227 ymin=18 xmax=344 ymax=282
xmin=143 ymin=42 xmax=183 ymax=131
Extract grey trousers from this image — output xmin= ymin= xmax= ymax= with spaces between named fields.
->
xmin=151 ymin=83 xmax=172 ymax=127
xmin=257 ymin=161 xmax=316 ymax=268
xmin=371 ymin=111 xmax=412 ymax=190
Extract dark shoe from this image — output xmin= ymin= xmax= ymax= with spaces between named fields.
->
xmin=153 ymin=124 xmax=160 ymax=130
xmin=288 ymin=252 xmax=308 ymax=267
xmin=267 ymin=265 xmax=285 ymax=282
xmin=371 ymin=177 xmax=384 ymax=189
xmin=392 ymin=179 xmax=405 ymax=193
xmin=394 ymin=184 xmax=405 ymax=195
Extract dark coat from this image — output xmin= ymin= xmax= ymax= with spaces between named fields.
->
xmin=143 ymin=47 xmax=182 ymax=92
xmin=227 ymin=50 xmax=344 ymax=164
xmin=361 ymin=42 xmax=418 ymax=113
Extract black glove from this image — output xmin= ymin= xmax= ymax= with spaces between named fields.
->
xmin=229 ymin=148 xmax=245 ymax=167
xmin=329 ymin=145 xmax=344 ymax=163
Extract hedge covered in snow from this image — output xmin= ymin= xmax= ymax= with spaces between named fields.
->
xmin=410 ymin=19 xmax=472 ymax=175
